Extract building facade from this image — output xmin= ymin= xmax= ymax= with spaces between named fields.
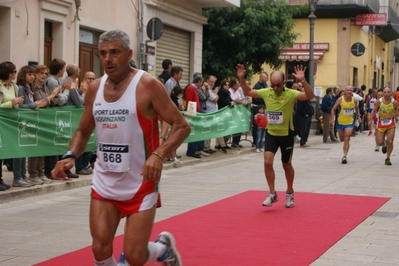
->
xmin=142 ymin=0 xmax=239 ymax=86
xmin=0 ymin=0 xmax=239 ymax=86
xmin=256 ymin=0 xmax=399 ymax=93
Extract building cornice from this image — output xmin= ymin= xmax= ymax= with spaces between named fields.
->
xmin=39 ymin=0 xmax=73 ymax=16
xmin=145 ymin=0 xmax=208 ymax=25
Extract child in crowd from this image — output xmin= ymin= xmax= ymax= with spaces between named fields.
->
xmin=162 ymin=86 xmax=185 ymax=163
xmin=254 ymin=105 xmax=267 ymax=153
xmin=170 ymin=85 xmax=185 ymax=111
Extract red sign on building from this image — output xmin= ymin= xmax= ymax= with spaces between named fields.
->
xmin=283 ymin=43 xmax=329 ymax=51
xmin=355 ymin=14 xmax=386 ymax=26
xmin=278 ymin=53 xmax=324 ymax=62
xmin=279 ymin=43 xmax=328 ymax=62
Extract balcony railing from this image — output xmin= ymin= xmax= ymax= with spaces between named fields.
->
xmin=317 ymin=0 xmax=379 ymax=12
xmin=288 ymin=0 xmax=380 ymax=19
xmin=377 ymin=1 xmax=399 ymax=42
xmin=195 ymin=0 xmax=240 ymax=7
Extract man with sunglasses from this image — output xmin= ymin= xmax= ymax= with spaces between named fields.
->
xmin=236 ymin=64 xmax=314 ymax=208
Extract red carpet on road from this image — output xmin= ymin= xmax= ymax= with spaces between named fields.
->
xmin=35 ymin=191 xmax=389 ymax=265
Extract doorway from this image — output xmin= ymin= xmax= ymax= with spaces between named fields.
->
xmin=79 ymin=29 xmax=103 ymax=81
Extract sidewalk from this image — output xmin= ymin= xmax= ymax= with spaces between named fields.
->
xmin=0 ymin=128 xmax=388 ymax=204
xmin=0 ymin=134 xmax=257 ymax=204
xmin=1 ymin=128 xmax=399 ymax=265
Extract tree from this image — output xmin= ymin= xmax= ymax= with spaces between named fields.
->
xmin=202 ymin=0 xmax=307 ymax=80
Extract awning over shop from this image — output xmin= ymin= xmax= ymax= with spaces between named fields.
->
xmin=279 ymin=51 xmax=324 ymax=61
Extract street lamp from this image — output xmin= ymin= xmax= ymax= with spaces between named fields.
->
xmin=308 ymin=0 xmax=319 ymax=128
xmin=308 ymin=0 xmax=317 ymax=89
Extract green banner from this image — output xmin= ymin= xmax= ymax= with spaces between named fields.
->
xmin=181 ymin=105 xmax=251 ymax=143
xmin=0 ymin=105 xmax=251 ymax=159
xmin=0 ymin=107 xmax=96 ymax=159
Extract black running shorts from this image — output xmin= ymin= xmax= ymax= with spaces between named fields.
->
xmin=264 ymin=130 xmax=295 ymax=163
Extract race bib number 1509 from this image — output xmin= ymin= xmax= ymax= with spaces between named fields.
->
xmin=268 ymin=111 xmax=283 ymax=124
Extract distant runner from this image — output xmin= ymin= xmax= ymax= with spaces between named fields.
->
xmin=369 ymin=87 xmax=399 ymax=165
xmin=331 ymin=85 xmax=361 ymax=164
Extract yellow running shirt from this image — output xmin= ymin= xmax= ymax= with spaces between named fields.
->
xmin=337 ymin=96 xmax=355 ymax=125
xmin=377 ymin=98 xmax=395 ymax=130
xmin=257 ymin=88 xmax=300 ymax=136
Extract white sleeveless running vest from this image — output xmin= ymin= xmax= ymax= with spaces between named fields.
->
xmin=92 ymin=70 xmax=159 ymax=203
xmin=369 ymin=97 xmax=377 ymax=110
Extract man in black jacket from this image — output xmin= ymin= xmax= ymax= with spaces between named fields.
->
xmin=321 ymin=87 xmax=339 ymax=143
xmin=297 ymin=99 xmax=314 ymax=147
xmin=158 ymin=59 xmax=173 ymax=84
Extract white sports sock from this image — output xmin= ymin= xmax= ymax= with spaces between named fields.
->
xmin=94 ymin=256 xmax=117 ymax=266
xmin=147 ymin=241 xmax=166 ymax=263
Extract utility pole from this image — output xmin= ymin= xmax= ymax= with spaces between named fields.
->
xmin=309 ymin=0 xmax=319 ymax=128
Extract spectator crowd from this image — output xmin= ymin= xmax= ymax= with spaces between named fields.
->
xmin=0 ymin=58 xmax=96 ymax=191
xmin=1 ymin=56 xmax=396 ymax=192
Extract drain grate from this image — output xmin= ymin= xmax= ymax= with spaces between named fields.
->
xmin=371 ymin=211 xmax=399 ymax=218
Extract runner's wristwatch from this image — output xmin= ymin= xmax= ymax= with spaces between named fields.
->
xmin=62 ymin=151 xmax=76 ymax=160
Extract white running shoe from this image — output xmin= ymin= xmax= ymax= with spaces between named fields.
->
xmin=156 ymin=231 xmax=182 ymax=266
xmin=28 ymin=177 xmax=44 ymax=185
xmin=173 ymin=158 xmax=182 ymax=164
xmin=196 ymin=151 xmax=210 ymax=157
xmin=39 ymin=175 xmax=53 ymax=184
xmin=285 ymin=192 xmax=295 ymax=208
xmin=262 ymin=192 xmax=279 ymax=207
xmin=12 ymin=178 xmax=32 ymax=187
xmin=23 ymin=177 xmax=36 ymax=186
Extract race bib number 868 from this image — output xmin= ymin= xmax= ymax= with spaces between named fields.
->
xmin=99 ymin=143 xmax=130 ymax=172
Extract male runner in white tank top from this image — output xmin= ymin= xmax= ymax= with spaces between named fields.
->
xmin=52 ymin=30 xmax=190 ymax=266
